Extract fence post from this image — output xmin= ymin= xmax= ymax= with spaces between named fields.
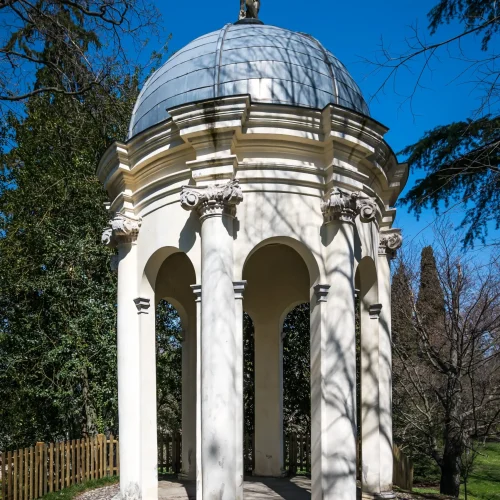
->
xmin=24 ymin=448 xmax=28 ymax=500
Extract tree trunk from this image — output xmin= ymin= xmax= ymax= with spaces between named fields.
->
xmin=440 ymin=446 xmax=461 ymax=497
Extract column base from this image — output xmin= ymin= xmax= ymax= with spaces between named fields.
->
xmin=252 ymin=469 xmax=288 ymax=478
xmin=375 ymin=492 xmax=396 ymax=499
xmin=178 ymin=472 xmax=196 ymax=481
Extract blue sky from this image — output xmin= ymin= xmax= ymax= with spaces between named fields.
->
xmin=143 ymin=0 xmax=497 ymax=252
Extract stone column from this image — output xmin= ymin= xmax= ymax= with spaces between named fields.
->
xmin=136 ymin=297 xmax=158 ymax=500
xmin=234 ymin=281 xmax=247 ymax=495
xmin=181 ymin=180 xmax=243 ymax=500
xmin=360 ymin=299 xmax=381 ymax=497
xmin=254 ymin=317 xmax=284 ymax=477
xmin=311 ymin=188 xmax=378 ymax=500
xmin=181 ymin=319 xmax=197 ymax=480
xmin=377 ymin=231 xmax=402 ymax=498
xmin=190 ymin=285 xmax=203 ymax=499
xmin=102 ymin=213 xmax=143 ymax=500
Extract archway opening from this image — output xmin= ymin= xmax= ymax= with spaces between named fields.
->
xmin=153 ymin=251 xmax=197 ymax=479
xmin=242 ymin=242 xmax=310 ymax=478
xmin=282 ymin=303 xmax=311 ymax=475
xmin=155 ymin=299 xmax=182 ymax=475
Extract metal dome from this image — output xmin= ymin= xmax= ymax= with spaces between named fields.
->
xmin=128 ymin=23 xmax=370 ymax=139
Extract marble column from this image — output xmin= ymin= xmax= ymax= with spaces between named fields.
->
xmin=234 ymin=281 xmax=247 ymax=496
xmin=190 ymin=285 xmax=203 ymax=499
xmin=181 ymin=318 xmax=197 ymax=480
xmin=377 ymin=231 xmax=403 ymax=498
xmin=360 ymin=298 xmax=381 ymax=497
xmin=102 ymin=213 xmax=143 ymax=500
xmin=311 ymin=188 xmax=378 ymax=500
xmin=137 ymin=297 xmax=158 ymax=500
xmin=181 ymin=180 xmax=243 ymax=500
xmin=253 ymin=317 xmax=284 ymax=477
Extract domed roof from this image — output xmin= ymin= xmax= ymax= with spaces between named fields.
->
xmin=128 ymin=23 xmax=370 ymax=139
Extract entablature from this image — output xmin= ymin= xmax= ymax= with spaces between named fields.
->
xmin=96 ymin=96 xmax=407 ymax=225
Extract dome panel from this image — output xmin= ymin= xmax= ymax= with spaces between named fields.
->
xmin=128 ymin=24 xmax=369 ymax=139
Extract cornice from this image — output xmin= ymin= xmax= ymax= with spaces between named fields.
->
xmin=97 ymin=97 xmax=406 ymax=220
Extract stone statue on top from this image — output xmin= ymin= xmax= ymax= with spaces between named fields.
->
xmin=239 ymin=0 xmax=260 ymax=19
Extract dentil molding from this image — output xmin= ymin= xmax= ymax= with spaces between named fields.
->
xmin=180 ymin=179 xmax=243 ymax=220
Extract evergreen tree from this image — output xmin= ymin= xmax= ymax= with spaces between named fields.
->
xmin=0 ymin=18 xmax=141 ymax=448
xmin=416 ymin=246 xmax=446 ymax=350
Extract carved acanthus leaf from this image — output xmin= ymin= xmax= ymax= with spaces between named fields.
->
xmin=180 ymin=179 xmax=243 ymax=219
xmin=321 ymin=188 xmax=378 ymax=224
xmin=379 ymin=231 xmax=403 ymax=258
xmin=102 ymin=213 xmax=142 ymax=248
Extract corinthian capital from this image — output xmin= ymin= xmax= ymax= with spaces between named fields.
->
xmin=102 ymin=213 xmax=142 ymax=248
xmin=379 ymin=230 xmax=403 ymax=258
xmin=321 ymin=188 xmax=378 ymax=224
xmin=180 ymin=179 xmax=243 ymax=220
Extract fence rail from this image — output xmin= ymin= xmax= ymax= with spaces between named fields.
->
xmin=2 ymin=433 xmax=413 ymax=499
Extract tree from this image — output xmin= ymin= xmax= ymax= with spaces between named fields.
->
xmin=392 ymin=223 xmax=500 ymax=496
xmin=417 ymin=246 xmax=446 ymax=349
xmin=155 ymin=300 xmax=182 ymax=434
xmin=369 ymin=1 xmax=500 ymax=246
xmin=282 ymin=303 xmax=310 ymax=435
xmin=0 ymin=0 xmax=163 ymax=449
xmin=0 ymin=0 xmax=161 ymax=105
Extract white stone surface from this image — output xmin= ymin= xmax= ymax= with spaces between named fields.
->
xmin=97 ymin=96 xmax=408 ymax=500
xmin=311 ymin=220 xmax=357 ymax=500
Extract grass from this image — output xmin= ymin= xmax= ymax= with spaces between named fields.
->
xmin=412 ymin=442 xmax=500 ymax=500
xmin=40 ymin=476 xmax=119 ymax=500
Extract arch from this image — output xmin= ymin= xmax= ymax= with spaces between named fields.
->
xmin=242 ymin=236 xmax=320 ymax=288
xmin=141 ymin=246 xmax=182 ymax=295
xmin=355 ymin=256 xmax=378 ymax=304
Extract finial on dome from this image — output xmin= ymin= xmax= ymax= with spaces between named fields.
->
xmin=238 ymin=0 xmax=262 ymax=22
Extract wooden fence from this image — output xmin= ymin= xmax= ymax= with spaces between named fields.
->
xmin=393 ymin=444 xmax=414 ymax=491
xmin=157 ymin=433 xmax=181 ymax=474
xmin=1 ymin=435 xmax=119 ymax=500
xmin=2 ymin=433 xmax=413 ymax=499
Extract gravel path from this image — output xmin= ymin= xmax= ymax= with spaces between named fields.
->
xmin=73 ymin=481 xmax=437 ymax=500
xmin=75 ymin=483 xmax=119 ymax=500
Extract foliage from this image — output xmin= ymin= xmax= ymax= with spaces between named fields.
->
xmin=392 ymin=223 xmax=500 ymax=496
xmin=156 ymin=300 xmax=182 ymax=434
xmin=0 ymin=0 xmax=162 ymax=450
xmin=412 ymin=441 xmax=500 ymax=500
xmin=0 ymin=0 xmax=162 ymax=104
xmin=243 ymin=312 xmax=255 ymax=436
xmin=428 ymin=0 xmax=499 ymax=50
xmin=242 ymin=304 xmax=310 ymax=437
xmin=369 ymin=0 xmax=500 ymax=246
xmin=400 ymin=117 xmax=500 ymax=246
xmin=282 ymin=303 xmax=310 ymax=435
